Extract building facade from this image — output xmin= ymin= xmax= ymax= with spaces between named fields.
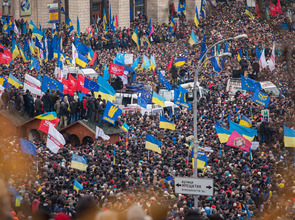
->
xmin=0 ymin=0 xmax=204 ymax=32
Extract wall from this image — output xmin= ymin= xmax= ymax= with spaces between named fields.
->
xmin=109 ymin=0 xmax=130 ymax=28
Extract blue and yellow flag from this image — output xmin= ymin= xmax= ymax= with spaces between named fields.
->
xmin=200 ymin=34 xmax=207 ymax=61
xmin=71 ymin=154 xmax=88 ymax=171
xmin=1 ymin=15 xmax=9 ymax=35
xmin=102 ymin=101 xmax=122 ymax=125
xmin=0 ymin=76 xmax=7 ymax=87
xmin=192 ymin=150 xmax=208 ymax=169
xmin=288 ymin=9 xmax=292 ymax=22
xmin=245 ymin=6 xmax=255 ymax=19
xmin=189 ymin=31 xmax=198 ymax=46
xmin=284 ymin=126 xmax=295 ymax=147
xmin=8 ymin=74 xmax=22 ymax=88
xmin=252 ymin=89 xmax=270 ymax=107
xmin=145 ymin=134 xmax=162 ymax=154
xmin=73 ymin=179 xmax=83 ymax=192
xmin=159 ymin=116 xmax=176 ymax=130
xmin=174 ymin=57 xmax=187 ymax=67
xmin=103 ymin=63 xmax=110 ymax=80
xmin=215 ymin=124 xmax=231 ymax=143
xmin=122 ymin=123 xmax=129 ymax=132
xmin=18 ymin=43 xmax=30 ymax=63
xmin=103 ymin=8 xmax=108 ymax=32
xmin=11 ymin=36 xmax=20 ymax=60
xmin=194 ymin=6 xmax=199 ymax=27
xmin=110 ymin=15 xmax=116 ymax=32
xmin=174 ymin=86 xmax=191 ymax=109
xmin=29 ymin=57 xmax=41 ymax=71
xmin=237 ymin=48 xmax=242 ymax=62
xmin=200 ymin=0 xmax=206 ymax=18
xmin=178 ymin=0 xmax=185 ymax=16
xmin=95 ymin=75 xmax=116 ymax=102
xmin=66 ymin=17 xmax=74 ymax=34
xmin=60 ymin=0 xmax=65 ymax=14
xmin=132 ymin=26 xmax=140 ymax=50
xmin=75 ymin=52 xmax=88 ymax=68
xmin=32 ymin=27 xmax=43 ymax=41
xmin=152 ymin=91 xmax=165 ymax=107
xmin=241 ymin=75 xmax=261 ymax=92
xmin=229 ymin=120 xmax=257 ymax=141
xmin=35 ymin=112 xmax=57 ymax=120
xmin=41 ymin=75 xmax=63 ymax=93
xmin=29 ymin=20 xmax=36 ymax=30
xmin=239 ymin=115 xmax=252 ymax=128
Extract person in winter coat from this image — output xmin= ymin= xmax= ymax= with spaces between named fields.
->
xmin=59 ymin=101 xmax=69 ymax=128
xmin=34 ymin=96 xmax=43 ymax=116
xmin=54 ymin=98 xmax=61 ymax=118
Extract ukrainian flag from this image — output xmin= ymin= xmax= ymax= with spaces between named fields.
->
xmin=29 ymin=20 xmax=36 ymax=30
xmin=284 ymin=126 xmax=295 ymax=147
xmin=145 ymin=134 xmax=162 ymax=154
xmin=11 ymin=36 xmax=20 ymax=60
xmin=66 ymin=17 xmax=74 ymax=34
xmin=35 ymin=112 xmax=57 ymax=120
xmin=239 ymin=115 xmax=252 ymax=128
xmin=32 ymin=27 xmax=43 ymax=41
xmin=8 ymin=74 xmax=22 ymax=88
xmin=215 ymin=124 xmax=231 ymax=143
xmin=103 ymin=8 xmax=108 ymax=32
xmin=73 ymin=179 xmax=83 ymax=192
xmin=189 ymin=31 xmax=198 ymax=46
xmin=229 ymin=120 xmax=257 ymax=141
xmin=122 ymin=123 xmax=129 ymax=132
xmin=159 ymin=116 xmax=176 ymax=130
xmin=75 ymin=52 xmax=88 ymax=68
xmin=132 ymin=26 xmax=140 ymax=50
xmin=95 ymin=75 xmax=116 ymax=102
xmin=18 ymin=43 xmax=30 ymax=63
xmin=152 ymin=91 xmax=165 ymax=107
xmin=71 ymin=154 xmax=88 ymax=171
xmin=245 ymin=6 xmax=255 ymax=19
xmin=192 ymin=150 xmax=208 ymax=169
xmin=194 ymin=6 xmax=199 ymax=27
xmin=174 ymin=57 xmax=187 ymax=67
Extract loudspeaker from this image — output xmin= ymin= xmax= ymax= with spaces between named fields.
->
xmin=232 ymin=69 xmax=244 ymax=78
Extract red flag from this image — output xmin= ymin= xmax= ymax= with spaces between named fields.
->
xmin=226 ymin=131 xmax=252 ymax=152
xmin=89 ymin=50 xmax=97 ymax=66
xmin=77 ymin=75 xmax=89 ymax=94
xmin=255 ymin=3 xmax=261 ymax=17
xmin=39 ymin=118 xmax=60 ymax=134
xmin=86 ymin=25 xmax=93 ymax=35
xmin=270 ymin=0 xmax=277 ymax=15
xmin=173 ymin=22 xmax=177 ymax=34
xmin=171 ymin=3 xmax=175 ymax=15
xmin=115 ymin=15 xmax=118 ymax=27
xmin=109 ymin=63 xmax=125 ymax=76
xmin=68 ymin=74 xmax=77 ymax=91
xmin=126 ymin=133 xmax=128 ymax=149
xmin=166 ymin=56 xmax=173 ymax=70
xmin=0 ymin=45 xmax=12 ymax=65
xmin=276 ymin=0 xmax=282 ymax=14
xmin=62 ymin=78 xmax=74 ymax=95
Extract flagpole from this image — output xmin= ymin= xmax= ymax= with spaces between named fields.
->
xmin=148 ymin=150 xmax=150 ymax=161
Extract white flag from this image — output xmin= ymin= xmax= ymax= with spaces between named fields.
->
xmin=259 ymin=49 xmax=268 ymax=72
xmin=47 ymin=124 xmax=65 ymax=154
xmin=72 ymin=43 xmax=78 ymax=67
xmin=95 ymin=126 xmax=110 ymax=140
xmin=13 ymin=22 xmax=20 ymax=38
xmin=268 ymin=44 xmax=275 ymax=72
xmin=24 ymin=74 xmax=42 ymax=96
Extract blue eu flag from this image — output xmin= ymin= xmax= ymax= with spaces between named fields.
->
xmin=141 ymin=89 xmax=152 ymax=104
xmin=20 ymin=138 xmax=37 ymax=155
xmin=74 ymin=37 xmax=89 ymax=56
xmin=42 ymin=75 xmax=63 ymax=93
xmin=252 ymin=89 xmax=270 ymax=107
xmin=158 ymin=69 xmax=172 ymax=91
xmin=241 ymin=75 xmax=262 ymax=92
xmin=84 ymin=77 xmax=100 ymax=92
xmin=137 ymin=96 xmax=147 ymax=108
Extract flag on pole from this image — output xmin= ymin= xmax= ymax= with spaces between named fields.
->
xmin=71 ymin=154 xmax=88 ymax=171
xmin=46 ymin=124 xmax=65 ymax=153
xmin=259 ymin=49 xmax=268 ymax=71
xmin=20 ymin=138 xmax=37 ymax=155
xmin=95 ymin=126 xmax=110 ymax=140
xmin=226 ymin=131 xmax=252 ymax=152
xmin=268 ymin=43 xmax=275 ymax=71
xmin=189 ymin=31 xmax=198 ymax=46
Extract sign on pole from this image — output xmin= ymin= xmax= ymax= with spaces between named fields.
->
xmin=175 ymin=177 xmax=214 ymax=196
xmin=261 ymin=109 xmax=269 ymax=122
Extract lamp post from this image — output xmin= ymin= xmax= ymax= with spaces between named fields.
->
xmin=192 ymin=34 xmax=247 ymax=210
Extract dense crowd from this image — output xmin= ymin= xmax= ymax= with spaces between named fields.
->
xmin=0 ymin=1 xmax=295 ymax=220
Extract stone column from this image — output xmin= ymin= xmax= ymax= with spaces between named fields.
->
xmin=147 ymin=0 xmax=169 ymax=24
xmin=109 ymin=0 xmax=130 ymax=28
xmin=69 ymin=0 xmax=90 ymax=33
xmin=186 ymin=0 xmax=202 ymax=21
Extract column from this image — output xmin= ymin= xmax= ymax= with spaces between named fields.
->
xmin=186 ymin=0 xmax=202 ymax=21
xmin=109 ymin=0 xmax=130 ymax=28
xmin=69 ymin=0 xmax=90 ymax=33
xmin=147 ymin=0 xmax=169 ymax=24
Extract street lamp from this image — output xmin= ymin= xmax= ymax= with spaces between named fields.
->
xmin=192 ymin=34 xmax=247 ymax=210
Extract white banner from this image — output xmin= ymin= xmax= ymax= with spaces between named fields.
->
xmin=119 ymin=71 xmax=128 ymax=85
xmin=24 ymin=74 xmax=42 ymax=96
xmin=95 ymin=126 xmax=110 ymax=140
xmin=47 ymin=124 xmax=65 ymax=153
xmin=124 ymin=54 xmax=133 ymax=65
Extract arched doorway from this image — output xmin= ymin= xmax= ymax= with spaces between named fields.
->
xmin=82 ymin=136 xmax=94 ymax=145
xmin=28 ymin=129 xmax=41 ymax=142
xmin=69 ymin=134 xmax=80 ymax=146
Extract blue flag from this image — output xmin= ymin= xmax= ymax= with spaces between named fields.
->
xmin=102 ymin=101 xmax=122 ymax=125
xmin=84 ymin=77 xmax=100 ymax=92
xmin=137 ymin=96 xmax=147 ymax=108
xmin=174 ymin=86 xmax=191 ymax=109
xmin=42 ymin=75 xmax=63 ymax=93
xmin=0 ymin=75 xmax=7 ymax=87
xmin=103 ymin=63 xmax=109 ymax=80
xmin=255 ymin=46 xmax=261 ymax=59
xmin=74 ymin=37 xmax=89 ymax=55
xmin=252 ymin=89 xmax=270 ymax=107
xmin=157 ymin=69 xmax=172 ymax=91
xmin=20 ymin=138 xmax=37 ymax=155
xmin=141 ymin=89 xmax=152 ymax=104
xmin=241 ymin=75 xmax=262 ymax=92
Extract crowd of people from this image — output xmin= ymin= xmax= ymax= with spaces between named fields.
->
xmin=0 ymin=1 xmax=295 ymax=220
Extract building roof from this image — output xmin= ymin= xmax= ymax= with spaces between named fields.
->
xmin=0 ymin=110 xmax=31 ymax=126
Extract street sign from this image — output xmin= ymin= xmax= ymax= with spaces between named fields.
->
xmin=175 ymin=177 xmax=214 ymax=196
xmin=47 ymin=3 xmax=58 ymax=9
xmin=261 ymin=109 xmax=269 ymax=122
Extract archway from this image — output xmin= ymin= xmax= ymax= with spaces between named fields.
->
xmin=28 ymin=129 xmax=41 ymax=142
xmin=82 ymin=136 xmax=94 ymax=145
xmin=69 ymin=134 xmax=80 ymax=146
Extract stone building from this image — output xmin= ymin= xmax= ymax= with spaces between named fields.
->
xmin=0 ymin=0 xmax=203 ymax=32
